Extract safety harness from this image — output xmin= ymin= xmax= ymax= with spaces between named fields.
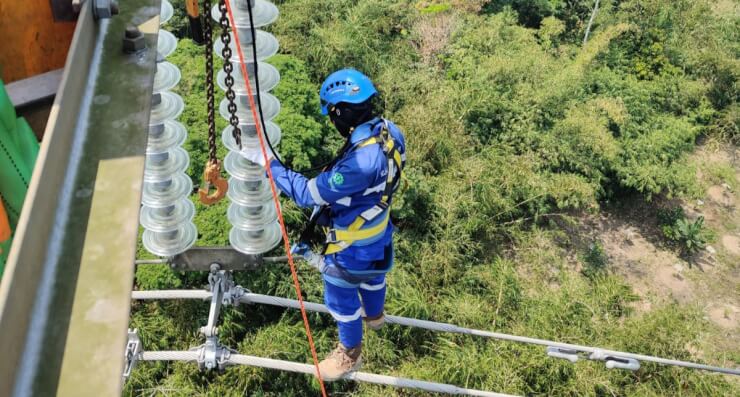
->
xmin=323 ymin=119 xmax=404 ymax=255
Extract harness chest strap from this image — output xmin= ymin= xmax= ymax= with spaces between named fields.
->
xmin=325 ymin=210 xmax=391 ymax=255
xmin=324 ymin=124 xmax=402 ymax=255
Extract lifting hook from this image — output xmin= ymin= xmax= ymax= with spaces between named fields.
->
xmin=198 ymin=159 xmax=228 ymax=205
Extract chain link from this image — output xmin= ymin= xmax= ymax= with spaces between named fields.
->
xmin=218 ymin=0 xmax=242 ymax=149
xmin=204 ymin=0 xmax=217 ymax=162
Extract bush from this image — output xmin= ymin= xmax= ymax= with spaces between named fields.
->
xmin=672 ymin=217 xmax=709 ymax=255
xmin=582 ymin=241 xmax=608 ymax=280
xmin=658 ymin=207 xmax=711 ymax=257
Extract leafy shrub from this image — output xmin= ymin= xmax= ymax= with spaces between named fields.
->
xmin=418 ymin=3 xmax=451 ymax=14
xmin=391 ymin=166 xmax=436 ymax=233
xmin=672 ymin=217 xmax=709 ymax=255
xmin=658 ymin=207 xmax=710 ymax=257
xmin=708 ymin=105 xmax=739 ymax=145
xmin=274 ymin=0 xmax=415 ymax=80
xmin=657 ymin=206 xmax=686 ymax=228
xmin=582 ymin=241 xmax=608 ymax=280
xmin=483 ymin=0 xmax=558 ymax=28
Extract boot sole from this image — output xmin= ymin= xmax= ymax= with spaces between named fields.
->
xmin=320 ymin=357 xmax=363 ymax=381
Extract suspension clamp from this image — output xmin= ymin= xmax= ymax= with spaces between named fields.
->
xmin=123 ymin=329 xmax=142 ymax=381
xmin=193 ymin=338 xmax=235 ymax=371
xmin=547 ymin=346 xmax=641 ymax=371
xmin=223 ymin=283 xmax=245 ymax=306
xmin=589 ymin=349 xmax=641 ymax=371
xmin=546 ymin=346 xmax=580 ymax=363
xmin=207 ymin=263 xmax=245 ymax=306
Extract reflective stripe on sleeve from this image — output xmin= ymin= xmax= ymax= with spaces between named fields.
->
xmin=307 ymin=178 xmax=328 ymax=205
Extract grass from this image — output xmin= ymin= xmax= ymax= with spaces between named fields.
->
xmin=126 ymin=1 xmax=739 ymax=395
xmin=704 ymin=162 xmax=738 ymax=191
xmin=128 ymin=224 xmax=739 ymax=396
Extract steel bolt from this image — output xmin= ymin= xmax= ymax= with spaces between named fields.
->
xmin=93 ymin=0 xmax=119 ymax=20
xmin=125 ymin=26 xmax=140 ymax=38
xmin=123 ymin=25 xmax=146 ymax=53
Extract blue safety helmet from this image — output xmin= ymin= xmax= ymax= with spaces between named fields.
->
xmin=319 ymin=69 xmax=377 ymax=116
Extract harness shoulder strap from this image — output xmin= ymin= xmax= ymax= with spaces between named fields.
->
xmin=324 ymin=119 xmax=405 ymax=255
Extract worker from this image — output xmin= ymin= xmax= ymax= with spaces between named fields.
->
xmin=244 ymin=68 xmax=406 ymax=380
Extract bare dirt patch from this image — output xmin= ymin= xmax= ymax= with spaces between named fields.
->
xmin=557 ymin=142 xmax=739 ymax=359
xmin=707 ymin=303 xmax=739 ymax=330
xmin=585 ymin=208 xmax=696 ymax=305
xmin=567 ymin=144 xmax=739 ymax=329
xmin=722 ymin=235 xmax=740 ymax=256
xmin=707 ymin=185 xmax=735 ymax=207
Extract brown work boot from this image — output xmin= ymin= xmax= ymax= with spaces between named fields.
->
xmin=364 ymin=312 xmax=385 ymax=330
xmin=317 ymin=343 xmax=362 ymax=381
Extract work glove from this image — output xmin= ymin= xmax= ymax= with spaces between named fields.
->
xmin=290 ymin=243 xmax=326 ymax=272
xmin=241 ymin=146 xmax=277 ymax=167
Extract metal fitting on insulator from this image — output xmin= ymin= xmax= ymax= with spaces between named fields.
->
xmin=93 ymin=0 xmax=119 ymax=20
xmin=547 ymin=346 xmax=580 ymax=363
xmin=605 ymin=356 xmax=641 ymax=371
xmin=123 ymin=329 xmax=142 ymax=381
xmin=196 ymin=337 xmax=233 ymax=372
xmin=123 ymin=25 xmax=146 ymax=54
xmin=589 ymin=349 xmax=641 ymax=371
xmin=199 ymin=325 xmax=219 ymax=337
xmin=223 ymin=284 xmax=245 ymax=306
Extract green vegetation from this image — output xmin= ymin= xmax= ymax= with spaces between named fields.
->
xmin=658 ymin=207 xmax=712 ymax=258
xmin=582 ymin=241 xmax=608 ymax=280
xmin=672 ymin=216 xmax=709 ymax=255
xmin=127 ymin=1 xmax=739 ymax=395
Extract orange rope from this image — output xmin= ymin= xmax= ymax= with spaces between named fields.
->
xmin=223 ymin=1 xmax=329 ymax=395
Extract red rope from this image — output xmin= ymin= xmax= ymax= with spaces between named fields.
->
xmin=223 ymin=1 xmax=329 ymax=395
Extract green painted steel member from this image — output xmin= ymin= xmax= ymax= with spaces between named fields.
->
xmin=0 ymin=79 xmax=39 ymax=271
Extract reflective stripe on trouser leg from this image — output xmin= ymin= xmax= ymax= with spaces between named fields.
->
xmin=359 ymin=274 xmax=386 ymax=318
xmin=323 ymin=279 xmax=363 ymax=348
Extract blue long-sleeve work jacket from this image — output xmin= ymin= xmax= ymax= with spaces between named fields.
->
xmin=269 ymin=118 xmax=406 ymax=264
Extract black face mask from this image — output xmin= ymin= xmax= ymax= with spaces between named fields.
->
xmin=329 ymin=100 xmax=374 ymax=138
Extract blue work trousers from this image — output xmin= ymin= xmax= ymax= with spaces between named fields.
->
xmin=323 ymin=273 xmax=386 ymax=349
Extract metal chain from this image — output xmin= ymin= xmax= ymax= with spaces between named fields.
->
xmin=218 ymin=0 xmax=242 ymax=149
xmin=198 ymin=0 xmax=229 ymax=206
xmin=204 ymin=0 xmax=217 ymax=162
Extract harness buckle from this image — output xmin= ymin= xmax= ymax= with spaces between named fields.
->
xmin=326 ymin=229 xmax=339 ymax=244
